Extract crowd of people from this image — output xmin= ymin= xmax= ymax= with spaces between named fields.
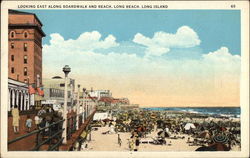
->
xmin=91 ymin=109 xmax=241 ymax=151
xmin=11 ymin=105 xmax=63 ymax=135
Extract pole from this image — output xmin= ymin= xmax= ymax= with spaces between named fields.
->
xmin=76 ymin=85 xmax=80 ymax=130
xmin=62 ymin=74 xmax=68 ymax=144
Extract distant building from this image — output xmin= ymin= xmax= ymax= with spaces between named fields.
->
xmin=87 ymin=89 xmax=112 ymax=100
xmin=98 ymin=96 xmax=130 ymax=107
xmin=42 ymin=77 xmax=75 ymax=108
xmin=79 ymin=90 xmax=97 ymax=120
xmin=8 ymin=9 xmax=45 ymax=85
xmin=98 ymin=96 xmax=113 ymax=106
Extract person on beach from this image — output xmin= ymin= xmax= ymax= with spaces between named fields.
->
xmin=129 ymin=133 xmax=136 ymax=151
xmin=11 ymin=105 xmax=20 ymax=133
xmin=118 ymin=134 xmax=122 ymax=147
xmin=25 ymin=115 xmax=32 ymax=132
xmin=154 ymin=123 xmax=157 ymax=132
xmin=128 ymin=138 xmax=134 ymax=151
xmin=134 ymin=134 xmax=140 ymax=151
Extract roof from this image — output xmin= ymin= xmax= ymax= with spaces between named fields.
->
xmin=99 ymin=97 xmax=114 ymax=103
xmin=9 ymin=9 xmax=43 ymax=26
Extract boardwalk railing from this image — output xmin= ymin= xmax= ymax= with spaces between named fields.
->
xmin=67 ymin=112 xmax=85 ymax=140
xmin=8 ymin=110 xmax=95 ymax=151
xmin=8 ymin=119 xmax=65 ymax=151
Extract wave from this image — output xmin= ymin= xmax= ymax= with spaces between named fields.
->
xmin=142 ymin=107 xmax=240 ymax=118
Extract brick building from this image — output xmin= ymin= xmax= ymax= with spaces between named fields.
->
xmin=8 ymin=9 xmax=45 ymax=86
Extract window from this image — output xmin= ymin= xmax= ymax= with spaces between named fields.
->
xmin=24 ymin=79 xmax=27 ymax=83
xmin=24 ymin=32 xmax=28 ymax=38
xmin=11 ymin=43 xmax=14 ymax=49
xmin=24 ymin=43 xmax=27 ymax=51
xmin=24 ymin=55 xmax=27 ymax=64
xmin=11 ymin=67 xmax=14 ymax=73
xmin=10 ymin=31 xmax=15 ymax=38
xmin=11 ymin=55 xmax=14 ymax=61
xmin=24 ymin=67 xmax=27 ymax=76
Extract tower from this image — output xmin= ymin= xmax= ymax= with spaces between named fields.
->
xmin=8 ymin=9 xmax=45 ymax=86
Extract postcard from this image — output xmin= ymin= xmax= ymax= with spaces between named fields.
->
xmin=1 ymin=0 xmax=249 ymax=158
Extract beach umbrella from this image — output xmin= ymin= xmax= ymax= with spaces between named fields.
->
xmin=199 ymin=130 xmax=211 ymax=139
xmin=194 ymin=123 xmax=199 ymax=127
xmin=157 ymin=130 xmax=169 ymax=138
xmin=212 ymin=134 xmax=229 ymax=144
xmin=184 ymin=117 xmax=191 ymax=122
xmin=184 ymin=123 xmax=196 ymax=130
xmin=205 ymin=117 xmax=213 ymax=122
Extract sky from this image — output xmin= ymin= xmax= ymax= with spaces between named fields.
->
xmin=25 ymin=10 xmax=241 ymax=107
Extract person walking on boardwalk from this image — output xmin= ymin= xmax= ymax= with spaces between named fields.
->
xmin=11 ymin=105 xmax=20 ymax=133
xmin=34 ymin=114 xmax=40 ymax=129
xmin=25 ymin=115 xmax=32 ymax=132
xmin=118 ymin=134 xmax=122 ymax=147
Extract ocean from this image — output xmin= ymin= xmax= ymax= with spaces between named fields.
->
xmin=141 ymin=107 xmax=240 ymax=118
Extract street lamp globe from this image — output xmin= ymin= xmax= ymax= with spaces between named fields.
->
xmin=62 ymin=65 xmax=71 ymax=76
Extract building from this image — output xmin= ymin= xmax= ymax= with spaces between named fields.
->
xmin=8 ymin=9 xmax=45 ymax=109
xmin=79 ymin=90 xmax=97 ymax=120
xmin=8 ymin=78 xmax=31 ymax=112
xmin=42 ymin=76 xmax=75 ymax=109
xmin=7 ymin=10 xmax=97 ymax=152
xmin=8 ymin=9 xmax=45 ymax=86
xmin=87 ymin=89 xmax=112 ymax=100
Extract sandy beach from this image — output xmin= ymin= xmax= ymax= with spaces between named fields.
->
xmin=82 ymin=126 xmax=240 ymax=151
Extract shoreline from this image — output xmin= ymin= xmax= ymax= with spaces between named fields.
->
xmin=139 ymin=107 xmax=240 ymax=119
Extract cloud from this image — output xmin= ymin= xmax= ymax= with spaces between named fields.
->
xmin=203 ymin=47 xmax=240 ymax=63
xmin=45 ymin=31 xmax=119 ymax=53
xmin=133 ymin=26 xmax=201 ymax=56
xmin=202 ymin=47 xmax=241 ymax=75
xmin=42 ymin=30 xmax=240 ymax=107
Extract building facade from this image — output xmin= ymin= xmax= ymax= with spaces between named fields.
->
xmin=42 ymin=77 xmax=75 ymax=109
xmin=79 ymin=90 xmax=97 ymax=121
xmin=88 ymin=89 xmax=112 ymax=100
xmin=8 ymin=9 xmax=45 ymax=86
xmin=8 ymin=78 xmax=31 ymax=112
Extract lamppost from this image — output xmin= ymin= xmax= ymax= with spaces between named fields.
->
xmin=62 ymin=65 xmax=71 ymax=144
xmin=82 ymin=88 xmax=86 ymax=121
xmin=76 ymin=84 xmax=80 ymax=130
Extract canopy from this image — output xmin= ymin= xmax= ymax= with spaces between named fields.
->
xmin=93 ymin=112 xmax=109 ymax=121
xmin=184 ymin=123 xmax=196 ymax=130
